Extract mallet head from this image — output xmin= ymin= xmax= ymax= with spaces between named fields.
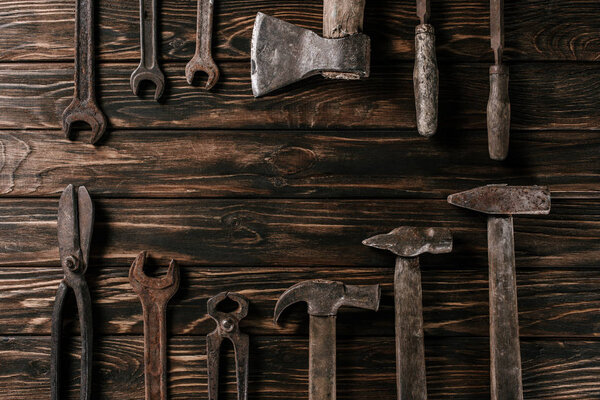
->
xmin=363 ymin=226 xmax=452 ymax=257
xmin=251 ymin=12 xmax=370 ymax=97
xmin=274 ymin=280 xmax=380 ymax=321
xmin=447 ymin=184 xmax=551 ymax=215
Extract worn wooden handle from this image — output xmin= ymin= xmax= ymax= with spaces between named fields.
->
xmin=413 ymin=24 xmax=439 ymax=137
xmin=322 ymin=0 xmax=367 ymax=80
xmin=487 ymin=65 xmax=510 ymax=160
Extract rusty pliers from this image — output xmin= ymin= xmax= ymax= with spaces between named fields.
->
xmin=206 ymin=292 xmax=249 ymax=400
xmin=51 ymin=185 xmax=94 ymax=400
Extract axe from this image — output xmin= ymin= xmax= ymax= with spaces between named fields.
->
xmin=251 ymin=0 xmax=370 ymax=97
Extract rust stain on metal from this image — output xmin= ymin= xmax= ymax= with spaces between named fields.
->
xmin=206 ymin=292 xmax=249 ymax=400
xmin=185 ymin=0 xmax=220 ymax=89
xmin=129 ymin=251 xmax=180 ymax=400
xmin=51 ymin=184 xmax=94 ymax=400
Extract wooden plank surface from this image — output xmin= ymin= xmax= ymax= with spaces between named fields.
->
xmin=1 ymin=0 xmax=599 ymax=62
xmin=0 ymin=266 xmax=597 ymax=337
xmin=0 ymin=198 xmax=597 ymax=268
xmin=2 ymin=336 xmax=599 ymax=399
xmin=1 ymin=63 xmax=599 ymax=131
xmin=0 ymin=130 xmax=598 ymax=199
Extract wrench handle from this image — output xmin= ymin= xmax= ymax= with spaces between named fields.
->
xmin=488 ymin=216 xmax=523 ymax=400
xmin=487 ymin=64 xmax=510 ymax=160
xmin=195 ymin=0 xmax=214 ymax=57
xmin=74 ymin=0 xmax=95 ymax=102
xmin=142 ymin=300 xmax=169 ymax=400
xmin=413 ymin=24 xmax=439 ymax=137
xmin=322 ymin=0 xmax=367 ymax=80
xmin=139 ymin=0 xmax=159 ymax=69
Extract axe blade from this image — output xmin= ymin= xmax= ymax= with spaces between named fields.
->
xmin=251 ymin=12 xmax=370 ymax=97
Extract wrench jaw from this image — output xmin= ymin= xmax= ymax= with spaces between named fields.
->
xmin=62 ymin=99 xmax=108 ymax=145
xmin=129 ymin=251 xmax=179 ymax=297
xmin=130 ymin=65 xmax=166 ymax=101
xmin=185 ymin=56 xmax=220 ymax=90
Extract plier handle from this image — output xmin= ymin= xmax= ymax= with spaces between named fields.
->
xmin=207 ymin=292 xmax=249 ymax=400
xmin=51 ymin=185 xmax=94 ymax=400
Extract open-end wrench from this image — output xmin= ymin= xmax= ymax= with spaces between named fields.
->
xmin=131 ymin=0 xmax=165 ymax=100
xmin=129 ymin=251 xmax=180 ymax=400
xmin=185 ymin=0 xmax=219 ymax=89
xmin=62 ymin=0 xmax=107 ymax=144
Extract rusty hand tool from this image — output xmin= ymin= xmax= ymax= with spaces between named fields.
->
xmin=129 ymin=251 xmax=180 ymax=400
xmin=131 ymin=0 xmax=165 ymax=100
xmin=363 ymin=227 xmax=452 ymax=400
xmin=448 ymin=185 xmax=551 ymax=400
xmin=274 ymin=280 xmax=380 ymax=400
xmin=251 ymin=0 xmax=370 ymax=97
xmin=414 ymin=0 xmax=439 ymax=137
xmin=62 ymin=0 xmax=107 ymax=144
xmin=206 ymin=292 xmax=249 ymax=400
xmin=51 ymin=184 xmax=94 ymax=400
xmin=185 ymin=0 xmax=219 ymax=89
xmin=488 ymin=0 xmax=510 ymax=160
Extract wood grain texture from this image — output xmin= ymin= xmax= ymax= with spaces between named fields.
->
xmin=0 ymin=198 xmax=598 ymax=268
xmin=0 ymin=130 xmax=598 ymax=199
xmin=1 ymin=0 xmax=599 ymax=62
xmin=1 ymin=63 xmax=599 ymax=131
xmin=1 ymin=336 xmax=599 ymax=399
xmin=1 ymin=267 xmax=598 ymax=337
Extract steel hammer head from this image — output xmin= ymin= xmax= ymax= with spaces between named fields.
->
xmin=363 ymin=226 xmax=453 ymax=257
xmin=448 ymin=184 xmax=551 ymax=215
xmin=274 ymin=280 xmax=380 ymax=320
xmin=251 ymin=12 xmax=370 ymax=97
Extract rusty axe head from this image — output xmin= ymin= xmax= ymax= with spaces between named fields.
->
xmin=362 ymin=226 xmax=453 ymax=258
xmin=251 ymin=12 xmax=370 ymax=97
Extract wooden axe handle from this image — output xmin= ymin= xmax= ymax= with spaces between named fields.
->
xmin=322 ymin=0 xmax=367 ymax=79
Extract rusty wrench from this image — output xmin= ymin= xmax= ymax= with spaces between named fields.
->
xmin=129 ymin=252 xmax=180 ymax=400
xmin=51 ymin=185 xmax=94 ymax=400
xmin=62 ymin=0 xmax=107 ymax=144
xmin=206 ymin=292 xmax=249 ymax=400
xmin=131 ymin=0 xmax=165 ymax=100
xmin=185 ymin=0 xmax=219 ymax=89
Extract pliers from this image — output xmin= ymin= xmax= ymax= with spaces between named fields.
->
xmin=51 ymin=184 xmax=94 ymax=400
xmin=206 ymin=292 xmax=249 ymax=400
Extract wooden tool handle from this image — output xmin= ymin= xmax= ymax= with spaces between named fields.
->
xmin=322 ymin=0 xmax=367 ymax=80
xmin=487 ymin=64 xmax=510 ymax=160
xmin=413 ymin=24 xmax=439 ymax=137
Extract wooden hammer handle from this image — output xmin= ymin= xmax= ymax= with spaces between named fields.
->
xmin=322 ymin=0 xmax=367 ymax=79
xmin=487 ymin=64 xmax=510 ymax=160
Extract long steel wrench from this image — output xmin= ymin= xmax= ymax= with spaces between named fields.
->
xmin=488 ymin=0 xmax=510 ymax=160
xmin=131 ymin=0 xmax=165 ymax=100
xmin=185 ymin=0 xmax=219 ymax=89
xmin=413 ymin=0 xmax=439 ymax=137
xmin=129 ymin=252 xmax=180 ymax=400
xmin=62 ymin=0 xmax=107 ymax=144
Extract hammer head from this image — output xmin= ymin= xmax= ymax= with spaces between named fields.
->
xmin=448 ymin=184 xmax=551 ymax=215
xmin=251 ymin=13 xmax=370 ymax=97
xmin=362 ymin=226 xmax=453 ymax=257
xmin=274 ymin=280 xmax=380 ymax=320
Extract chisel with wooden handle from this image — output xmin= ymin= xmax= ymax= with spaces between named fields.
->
xmin=413 ymin=0 xmax=438 ymax=137
xmin=488 ymin=0 xmax=510 ymax=160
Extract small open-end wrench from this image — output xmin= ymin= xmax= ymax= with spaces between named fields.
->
xmin=185 ymin=0 xmax=219 ymax=89
xmin=129 ymin=251 xmax=180 ymax=400
xmin=131 ymin=0 xmax=165 ymax=100
xmin=62 ymin=0 xmax=107 ymax=144
xmin=206 ymin=292 xmax=249 ymax=400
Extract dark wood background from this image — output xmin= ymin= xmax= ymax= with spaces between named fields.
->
xmin=0 ymin=0 xmax=599 ymax=398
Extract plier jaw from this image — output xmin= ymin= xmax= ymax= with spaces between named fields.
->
xmin=207 ymin=292 xmax=250 ymax=400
